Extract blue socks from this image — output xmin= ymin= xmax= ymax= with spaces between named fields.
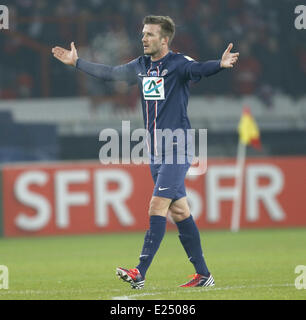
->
xmin=136 ymin=215 xmax=167 ymax=278
xmin=136 ymin=215 xmax=209 ymax=278
xmin=176 ymin=215 xmax=210 ymax=277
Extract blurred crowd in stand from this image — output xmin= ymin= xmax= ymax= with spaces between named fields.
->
xmin=0 ymin=0 xmax=305 ymax=107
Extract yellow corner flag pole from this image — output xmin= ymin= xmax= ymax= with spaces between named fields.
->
xmin=231 ymin=106 xmax=261 ymax=232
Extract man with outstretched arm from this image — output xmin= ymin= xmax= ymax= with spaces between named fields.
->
xmin=52 ymin=15 xmax=239 ymax=289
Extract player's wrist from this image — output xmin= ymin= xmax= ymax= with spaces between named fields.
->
xmin=73 ymin=57 xmax=79 ymax=67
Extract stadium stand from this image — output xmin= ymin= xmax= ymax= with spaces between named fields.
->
xmin=0 ymin=0 xmax=305 ymax=162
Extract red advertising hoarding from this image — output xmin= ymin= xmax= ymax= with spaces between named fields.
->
xmin=1 ymin=156 xmax=306 ymax=237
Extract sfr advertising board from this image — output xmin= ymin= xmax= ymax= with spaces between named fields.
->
xmin=1 ymin=157 xmax=305 ymax=237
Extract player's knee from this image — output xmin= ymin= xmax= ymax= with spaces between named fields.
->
xmin=148 ymin=197 xmax=170 ymax=216
xmin=169 ymin=206 xmax=190 ymax=222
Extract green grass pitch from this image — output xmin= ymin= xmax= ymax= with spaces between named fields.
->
xmin=0 ymin=228 xmax=305 ymax=300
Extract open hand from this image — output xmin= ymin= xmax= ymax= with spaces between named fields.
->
xmin=52 ymin=42 xmax=78 ymax=66
xmin=220 ymin=43 xmax=239 ymax=68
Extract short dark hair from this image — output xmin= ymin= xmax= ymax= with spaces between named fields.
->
xmin=143 ymin=15 xmax=175 ymax=46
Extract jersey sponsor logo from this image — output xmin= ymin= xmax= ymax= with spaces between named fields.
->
xmin=143 ymin=77 xmax=165 ymax=100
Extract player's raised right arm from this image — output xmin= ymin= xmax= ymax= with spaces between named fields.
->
xmin=52 ymin=42 xmax=137 ymax=83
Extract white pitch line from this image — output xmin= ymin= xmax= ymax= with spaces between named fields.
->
xmin=112 ymin=292 xmax=161 ymax=300
xmin=0 ymin=287 xmax=121 ymax=297
xmin=0 ymin=283 xmax=295 ymax=300
xmin=112 ymin=283 xmax=295 ymax=300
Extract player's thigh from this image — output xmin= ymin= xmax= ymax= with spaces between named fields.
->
xmin=168 ymin=196 xmax=191 ymax=222
xmin=153 ymin=163 xmax=190 ymax=199
xmin=149 ymin=196 xmax=172 ymax=217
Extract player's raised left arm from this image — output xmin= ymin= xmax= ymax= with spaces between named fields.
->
xmin=220 ymin=43 xmax=239 ymax=68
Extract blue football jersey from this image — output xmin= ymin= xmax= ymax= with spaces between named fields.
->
xmin=77 ymin=51 xmax=223 ymax=156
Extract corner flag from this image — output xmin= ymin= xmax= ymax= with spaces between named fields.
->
xmin=238 ymin=106 xmax=261 ymax=149
xmin=231 ymin=106 xmax=261 ymax=232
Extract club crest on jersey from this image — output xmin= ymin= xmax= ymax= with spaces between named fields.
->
xmin=143 ymin=77 xmax=165 ymax=100
xmin=161 ymin=69 xmax=168 ymax=76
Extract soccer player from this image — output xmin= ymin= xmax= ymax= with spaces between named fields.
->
xmin=52 ymin=15 xmax=239 ymax=289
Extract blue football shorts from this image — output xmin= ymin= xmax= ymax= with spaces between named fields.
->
xmin=149 ymin=155 xmax=191 ymax=201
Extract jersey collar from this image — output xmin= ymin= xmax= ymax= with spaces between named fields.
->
xmin=150 ymin=51 xmax=172 ymax=65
